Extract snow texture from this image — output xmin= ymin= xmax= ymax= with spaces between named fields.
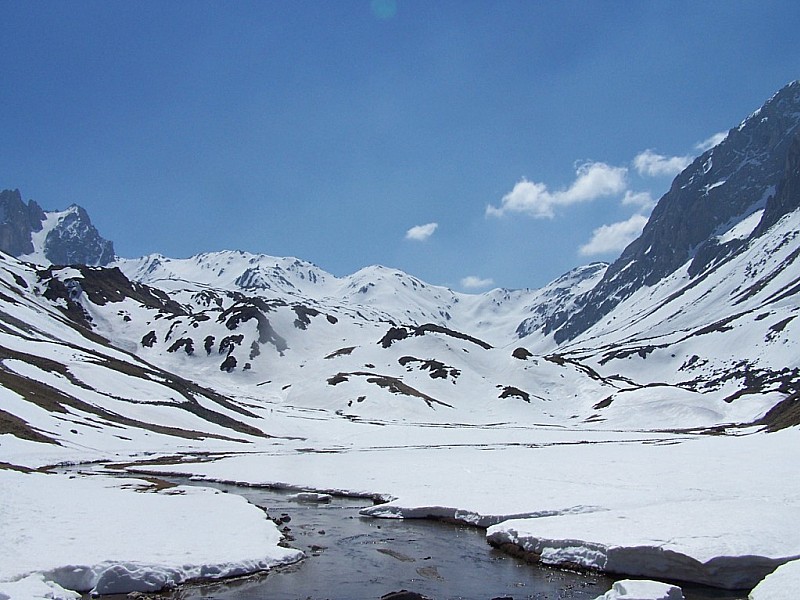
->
xmin=0 ymin=472 xmax=302 ymax=595
xmin=748 ymin=559 xmax=800 ymax=600
xmin=594 ymin=579 xmax=684 ymax=600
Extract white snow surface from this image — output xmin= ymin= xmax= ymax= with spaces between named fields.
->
xmin=594 ymin=579 xmax=684 ymax=600
xmin=0 ymin=471 xmax=301 ymax=595
xmin=0 ymin=574 xmax=80 ymax=600
xmin=134 ymin=426 xmax=800 ymax=590
xmin=748 ymin=559 xmax=800 ymax=599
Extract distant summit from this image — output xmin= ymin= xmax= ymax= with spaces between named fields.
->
xmin=0 ymin=189 xmax=115 ymax=266
xmin=546 ymin=80 xmax=800 ymax=343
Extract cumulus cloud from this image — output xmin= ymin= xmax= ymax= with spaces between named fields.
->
xmin=405 ymin=222 xmax=438 ymax=241
xmin=579 ymin=214 xmax=649 ymax=256
xmin=486 ymin=162 xmax=627 ymax=218
xmin=633 ymin=149 xmax=691 ymax=177
xmin=461 ymin=275 xmax=494 ymax=290
xmin=621 ymin=190 xmax=656 ymax=210
xmin=695 ymin=131 xmax=728 ymax=153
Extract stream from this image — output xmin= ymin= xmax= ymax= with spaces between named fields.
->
xmin=133 ymin=477 xmax=748 ymax=600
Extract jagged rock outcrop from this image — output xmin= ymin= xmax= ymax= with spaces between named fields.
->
xmin=0 ymin=190 xmax=114 ymax=266
xmin=548 ymin=80 xmax=800 ymax=343
xmin=43 ymin=204 xmax=115 ymax=266
xmin=0 ymin=189 xmax=46 ymax=256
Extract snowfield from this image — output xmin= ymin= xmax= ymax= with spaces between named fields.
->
xmin=0 ymin=471 xmax=302 ymax=596
xmin=130 ymin=424 xmax=800 ymax=591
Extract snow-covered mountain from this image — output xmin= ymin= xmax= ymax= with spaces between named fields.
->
xmin=2 ymin=83 xmax=800 ymax=599
xmin=548 ymin=80 xmax=800 ymax=344
xmin=0 ymin=189 xmax=115 ymax=266
xmin=0 ymin=82 xmax=798 ymax=439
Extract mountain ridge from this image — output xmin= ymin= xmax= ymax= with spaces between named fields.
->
xmin=0 ymin=189 xmax=115 ymax=266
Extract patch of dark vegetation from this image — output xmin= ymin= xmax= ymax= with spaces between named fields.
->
xmin=141 ymin=330 xmax=157 ymax=348
xmin=512 ymin=347 xmax=533 ymax=360
xmin=219 ymin=334 xmax=244 ymax=355
xmin=249 ymin=341 xmax=261 ymax=360
xmin=592 ymin=395 xmax=615 ymax=410
xmin=598 ymin=344 xmax=659 ymax=363
xmin=769 ymin=316 xmax=794 ymax=334
xmin=398 ymin=356 xmax=460 ymax=381
xmin=204 ymin=335 xmax=215 ymax=355
xmin=219 ymin=300 xmax=288 ymax=352
xmin=414 ymin=323 xmax=493 ymax=349
xmin=379 ymin=323 xmax=492 ymax=350
xmin=0 ymin=344 xmax=259 ymax=441
xmin=292 ymin=304 xmax=320 ymax=330
xmin=0 ymin=461 xmax=34 ymax=472
xmin=499 ymin=386 xmax=531 ymax=403
xmin=719 ymin=365 xmax=800 ymax=403
xmin=379 ymin=326 xmax=410 ymax=348
xmin=327 ymin=373 xmax=349 ymax=385
xmin=325 ymin=346 xmax=356 ymax=359
xmin=192 ymin=290 xmax=223 ymax=308
xmin=0 ymin=407 xmax=59 ymax=445
xmin=326 ymin=370 xmax=452 ymax=409
xmin=220 ymin=354 xmax=237 ymax=373
xmin=366 ymin=374 xmax=453 ymax=408
xmin=10 ymin=272 xmax=28 ymax=289
xmin=751 ymin=391 xmax=800 ymax=432
xmin=167 ymin=337 xmax=195 ymax=355
xmin=545 ymin=354 xmax=606 ymax=383
xmin=39 ymin=265 xmax=187 ymax=317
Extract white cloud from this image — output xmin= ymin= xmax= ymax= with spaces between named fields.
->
xmin=633 ymin=149 xmax=691 ymax=177
xmin=621 ymin=190 xmax=655 ymax=210
xmin=486 ymin=162 xmax=627 ymax=218
xmin=695 ymin=131 xmax=728 ymax=153
xmin=579 ymin=214 xmax=649 ymax=256
xmin=461 ymin=275 xmax=494 ymax=289
xmin=405 ymin=222 xmax=438 ymax=241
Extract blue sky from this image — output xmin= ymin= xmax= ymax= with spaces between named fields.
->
xmin=2 ymin=1 xmax=798 ymax=290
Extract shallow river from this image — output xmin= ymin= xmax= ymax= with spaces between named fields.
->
xmin=147 ymin=478 xmax=747 ymax=600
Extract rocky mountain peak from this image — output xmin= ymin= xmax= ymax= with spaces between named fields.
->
xmin=0 ymin=189 xmax=115 ymax=266
xmin=43 ymin=203 xmax=115 ymax=266
xmin=546 ymin=80 xmax=800 ymax=343
xmin=0 ymin=189 xmax=46 ymax=256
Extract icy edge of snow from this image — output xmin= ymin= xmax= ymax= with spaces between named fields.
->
xmin=594 ymin=579 xmax=684 ymax=600
xmin=485 ymin=519 xmax=797 ymax=590
xmin=748 ymin=559 xmax=800 ymax=600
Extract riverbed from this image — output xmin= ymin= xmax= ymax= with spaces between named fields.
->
xmin=133 ymin=477 xmax=747 ymax=600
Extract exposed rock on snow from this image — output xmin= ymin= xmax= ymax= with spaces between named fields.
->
xmin=594 ymin=579 xmax=683 ymax=600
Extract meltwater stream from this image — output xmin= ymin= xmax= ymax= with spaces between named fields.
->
xmin=150 ymin=478 xmax=746 ymax=600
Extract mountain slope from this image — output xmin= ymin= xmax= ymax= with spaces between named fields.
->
xmin=549 ymin=80 xmax=800 ymax=343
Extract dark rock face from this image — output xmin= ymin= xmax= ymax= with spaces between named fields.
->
xmin=0 ymin=189 xmax=45 ymax=256
xmin=0 ymin=190 xmax=115 ymax=266
xmin=549 ymin=80 xmax=800 ymax=343
xmin=43 ymin=205 xmax=115 ymax=266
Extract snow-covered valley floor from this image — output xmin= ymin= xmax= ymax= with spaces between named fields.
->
xmin=2 ymin=410 xmax=796 ymax=599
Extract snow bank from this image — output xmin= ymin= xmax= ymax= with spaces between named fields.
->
xmin=0 ymin=574 xmax=80 ymax=600
xmin=749 ymin=559 xmax=800 ymax=600
xmin=594 ymin=579 xmax=683 ymax=600
xmin=486 ymin=498 xmax=799 ymax=589
xmin=0 ymin=471 xmax=302 ymax=596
